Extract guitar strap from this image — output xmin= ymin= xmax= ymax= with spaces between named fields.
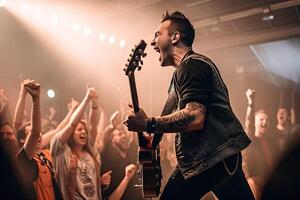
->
xmin=151 ymin=73 xmax=177 ymax=148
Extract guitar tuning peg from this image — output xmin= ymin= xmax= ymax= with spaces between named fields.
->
xmin=125 ymin=63 xmax=129 ymax=67
xmin=123 ymin=68 xmax=127 ymax=72
xmin=142 ymin=53 xmax=147 ymax=57
xmin=140 ymin=60 xmax=143 ymax=65
xmin=129 ymin=53 xmax=133 ymax=57
xmin=127 ymin=58 xmax=131 ymax=62
xmin=138 ymin=66 xmax=142 ymax=71
xmin=131 ymin=48 xmax=135 ymax=52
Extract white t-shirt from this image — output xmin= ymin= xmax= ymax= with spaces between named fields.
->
xmin=50 ymin=134 xmax=101 ymax=200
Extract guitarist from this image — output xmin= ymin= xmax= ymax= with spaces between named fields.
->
xmin=125 ymin=11 xmax=255 ymax=200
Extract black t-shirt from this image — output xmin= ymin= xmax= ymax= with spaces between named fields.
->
xmin=173 ymin=52 xmax=212 ymax=109
xmin=273 ymin=126 xmax=294 ymax=153
xmin=16 ymin=148 xmax=38 ymax=200
xmin=101 ymin=141 xmax=144 ymax=200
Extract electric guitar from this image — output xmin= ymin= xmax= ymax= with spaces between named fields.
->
xmin=123 ymin=40 xmax=162 ymax=198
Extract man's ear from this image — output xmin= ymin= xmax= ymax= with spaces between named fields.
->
xmin=171 ymin=31 xmax=180 ymax=44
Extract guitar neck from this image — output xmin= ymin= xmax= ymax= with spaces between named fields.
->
xmin=128 ymin=71 xmax=147 ymax=147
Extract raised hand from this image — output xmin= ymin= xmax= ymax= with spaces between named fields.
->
xmin=24 ymin=81 xmax=40 ymax=100
xmin=68 ymin=98 xmax=79 ymax=111
xmin=100 ymin=170 xmax=112 ymax=187
xmin=110 ymin=110 xmax=121 ymax=128
xmin=0 ymin=89 xmax=9 ymax=111
xmin=20 ymin=76 xmax=35 ymax=95
xmin=246 ymin=89 xmax=255 ymax=105
xmin=85 ymin=86 xmax=97 ymax=101
xmin=125 ymin=164 xmax=137 ymax=180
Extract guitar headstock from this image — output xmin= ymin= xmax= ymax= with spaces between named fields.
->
xmin=124 ymin=40 xmax=147 ymax=76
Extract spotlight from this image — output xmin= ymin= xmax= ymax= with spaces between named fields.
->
xmin=0 ymin=0 xmax=6 ymax=7
xmin=83 ymin=26 xmax=91 ymax=36
xmin=262 ymin=7 xmax=274 ymax=22
xmin=33 ymin=8 xmax=42 ymax=18
xmin=21 ymin=4 xmax=30 ymax=14
xmin=108 ymin=36 xmax=115 ymax=44
xmin=98 ymin=33 xmax=106 ymax=41
xmin=47 ymin=89 xmax=55 ymax=98
xmin=119 ymin=40 xmax=126 ymax=48
xmin=72 ymin=23 xmax=81 ymax=32
xmin=262 ymin=14 xmax=274 ymax=21
xmin=51 ymin=15 xmax=59 ymax=25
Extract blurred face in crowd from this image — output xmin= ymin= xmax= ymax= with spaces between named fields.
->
xmin=0 ymin=124 xmax=19 ymax=156
xmin=112 ymin=126 xmax=131 ymax=152
xmin=255 ymin=112 xmax=269 ymax=138
xmin=72 ymin=122 xmax=88 ymax=148
xmin=0 ymin=124 xmax=16 ymax=141
xmin=277 ymin=108 xmax=289 ymax=126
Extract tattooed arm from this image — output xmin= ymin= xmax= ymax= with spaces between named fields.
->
xmin=126 ymin=102 xmax=206 ymax=133
xmin=155 ymin=102 xmax=206 ymax=132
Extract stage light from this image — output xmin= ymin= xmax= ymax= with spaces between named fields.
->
xmin=47 ymin=89 xmax=55 ymax=98
xmin=51 ymin=15 xmax=59 ymax=25
xmin=98 ymin=32 xmax=106 ymax=41
xmin=0 ymin=0 xmax=7 ymax=7
xmin=262 ymin=14 xmax=274 ymax=21
xmin=119 ymin=40 xmax=126 ymax=48
xmin=21 ymin=4 xmax=30 ymax=14
xmin=72 ymin=23 xmax=81 ymax=32
xmin=108 ymin=36 xmax=115 ymax=44
xmin=83 ymin=26 xmax=91 ymax=36
xmin=33 ymin=8 xmax=42 ymax=18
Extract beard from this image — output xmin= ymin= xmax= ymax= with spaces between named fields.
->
xmin=160 ymin=44 xmax=173 ymax=67
xmin=115 ymin=141 xmax=130 ymax=152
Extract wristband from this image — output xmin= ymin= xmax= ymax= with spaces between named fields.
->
xmin=147 ymin=117 xmax=156 ymax=133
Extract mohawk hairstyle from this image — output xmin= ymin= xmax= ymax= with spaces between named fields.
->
xmin=161 ymin=10 xmax=195 ymax=47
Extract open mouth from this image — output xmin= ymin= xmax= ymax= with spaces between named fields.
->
xmin=261 ymin=124 xmax=267 ymax=128
xmin=79 ymin=135 xmax=86 ymax=141
xmin=154 ymin=47 xmax=162 ymax=62
xmin=154 ymin=47 xmax=160 ymax=53
xmin=280 ymin=116 xmax=284 ymax=120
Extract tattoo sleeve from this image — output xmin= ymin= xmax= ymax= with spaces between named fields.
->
xmin=155 ymin=102 xmax=206 ymax=133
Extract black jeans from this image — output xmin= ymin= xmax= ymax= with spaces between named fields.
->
xmin=160 ymin=153 xmax=254 ymax=200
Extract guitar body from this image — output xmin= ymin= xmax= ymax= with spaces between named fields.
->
xmin=139 ymin=147 xmax=162 ymax=198
xmin=124 ymin=40 xmax=162 ymax=198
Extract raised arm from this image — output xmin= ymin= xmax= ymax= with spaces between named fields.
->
xmin=13 ymin=78 xmax=33 ymax=130
xmin=108 ymin=164 xmax=137 ymax=200
xmin=0 ymin=89 xmax=12 ymax=124
xmin=23 ymin=81 xmax=41 ymax=159
xmin=245 ymin=89 xmax=255 ymax=136
xmin=55 ymin=87 xmax=97 ymax=145
xmin=41 ymin=98 xmax=79 ymax=149
xmin=95 ymin=110 xmax=120 ymax=153
xmin=89 ymin=91 xmax=100 ymax=146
